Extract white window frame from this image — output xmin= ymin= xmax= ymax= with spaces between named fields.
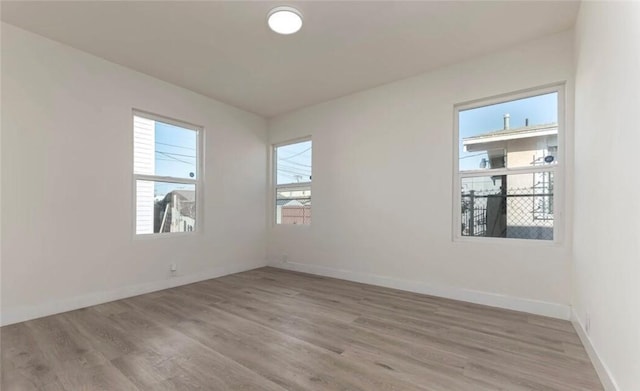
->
xmin=452 ymin=83 xmax=565 ymax=244
xmin=132 ymin=109 xmax=203 ymax=237
xmin=272 ymin=136 xmax=312 ymax=226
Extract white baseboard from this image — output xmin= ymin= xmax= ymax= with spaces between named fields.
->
xmin=571 ymin=309 xmax=619 ymax=391
xmin=1 ymin=259 xmax=266 ymax=327
xmin=272 ymin=261 xmax=571 ymax=320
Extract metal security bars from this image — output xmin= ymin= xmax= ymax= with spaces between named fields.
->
xmin=461 ymin=186 xmax=554 ymax=241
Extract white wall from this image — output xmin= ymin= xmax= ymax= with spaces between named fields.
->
xmin=573 ymin=3 xmax=640 ymax=390
xmin=268 ymin=31 xmax=575 ymax=319
xmin=1 ymin=24 xmax=268 ymax=326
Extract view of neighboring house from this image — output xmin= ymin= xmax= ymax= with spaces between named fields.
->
xmin=276 ymin=187 xmax=311 ymax=225
xmin=462 ymin=114 xmax=557 ymax=240
xmin=274 ymin=139 xmax=312 ymax=225
xmin=155 ymin=190 xmax=196 ymax=233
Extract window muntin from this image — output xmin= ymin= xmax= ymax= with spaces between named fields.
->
xmin=455 ymin=87 xmax=562 ymax=241
xmin=274 ymin=139 xmax=312 ymax=225
xmin=134 ymin=111 xmax=201 ymax=235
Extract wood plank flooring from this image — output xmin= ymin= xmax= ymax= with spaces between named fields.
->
xmin=1 ymin=267 xmax=603 ymax=390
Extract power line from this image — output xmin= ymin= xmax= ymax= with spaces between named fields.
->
xmin=277 ymin=168 xmax=311 ymax=177
xmin=279 ymin=147 xmax=311 ymax=161
xmin=278 ymin=165 xmax=311 ymax=174
xmin=278 ymin=166 xmax=311 ymax=173
xmin=155 ymin=150 xmax=196 ymax=158
xmin=280 ymin=160 xmax=311 ymax=168
xmin=157 ymin=152 xmax=193 ymax=165
xmin=156 ymin=158 xmax=193 ymax=165
xmin=155 ymin=141 xmax=195 ymax=151
xmin=459 ymin=152 xmax=487 ymax=160
xmin=277 ymin=168 xmax=311 ymax=176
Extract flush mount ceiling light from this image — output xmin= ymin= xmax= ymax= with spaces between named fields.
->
xmin=267 ymin=6 xmax=303 ymax=35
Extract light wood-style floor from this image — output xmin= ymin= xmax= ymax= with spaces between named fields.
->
xmin=2 ymin=267 xmax=603 ymax=391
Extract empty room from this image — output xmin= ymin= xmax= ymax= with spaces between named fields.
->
xmin=1 ymin=1 xmax=638 ymax=390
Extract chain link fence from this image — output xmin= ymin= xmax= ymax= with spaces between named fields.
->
xmin=461 ymin=187 xmax=553 ymax=240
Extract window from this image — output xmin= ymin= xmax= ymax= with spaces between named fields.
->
xmin=455 ymin=85 xmax=563 ymax=241
xmin=274 ymin=139 xmax=312 ymax=225
xmin=133 ymin=111 xmax=201 ymax=235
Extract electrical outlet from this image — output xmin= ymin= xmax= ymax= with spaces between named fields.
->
xmin=170 ymin=263 xmax=178 ymax=273
xmin=585 ymin=313 xmax=591 ymax=335
xmin=282 ymin=253 xmax=289 ymax=263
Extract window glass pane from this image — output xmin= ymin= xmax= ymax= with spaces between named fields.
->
xmin=276 ymin=140 xmax=312 ymax=185
xmin=460 ymin=173 xmax=553 ymax=240
xmin=276 ymin=185 xmax=311 ymax=225
xmin=459 ymin=92 xmax=558 ymax=171
xmin=136 ymin=180 xmax=196 ymax=234
xmin=134 ymin=115 xmax=197 ymax=179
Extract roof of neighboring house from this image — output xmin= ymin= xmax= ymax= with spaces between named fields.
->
xmin=172 ymin=190 xmax=195 ymax=202
xmin=463 ymin=123 xmax=558 ymax=146
xmin=276 ymin=199 xmax=310 ymax=207
xmin=157 ymin=190 xmax=196 ymax=219
xmin=161 ymin=189 xmax=195 ymax=203
xmin=179 ymin=205 xmax=196 ymax=220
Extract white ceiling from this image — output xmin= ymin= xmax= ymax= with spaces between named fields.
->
xmin=1 ymin=1 xmax=579 ymax=117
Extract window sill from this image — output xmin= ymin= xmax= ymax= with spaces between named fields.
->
xmin=133 ymin=231 xmax=200 ymax=240
xmin=453 ymin=235 xmax=562 ymax=247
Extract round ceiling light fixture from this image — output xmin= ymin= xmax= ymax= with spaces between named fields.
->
xmin=267 ymin=6 xmax=303 ymax=35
